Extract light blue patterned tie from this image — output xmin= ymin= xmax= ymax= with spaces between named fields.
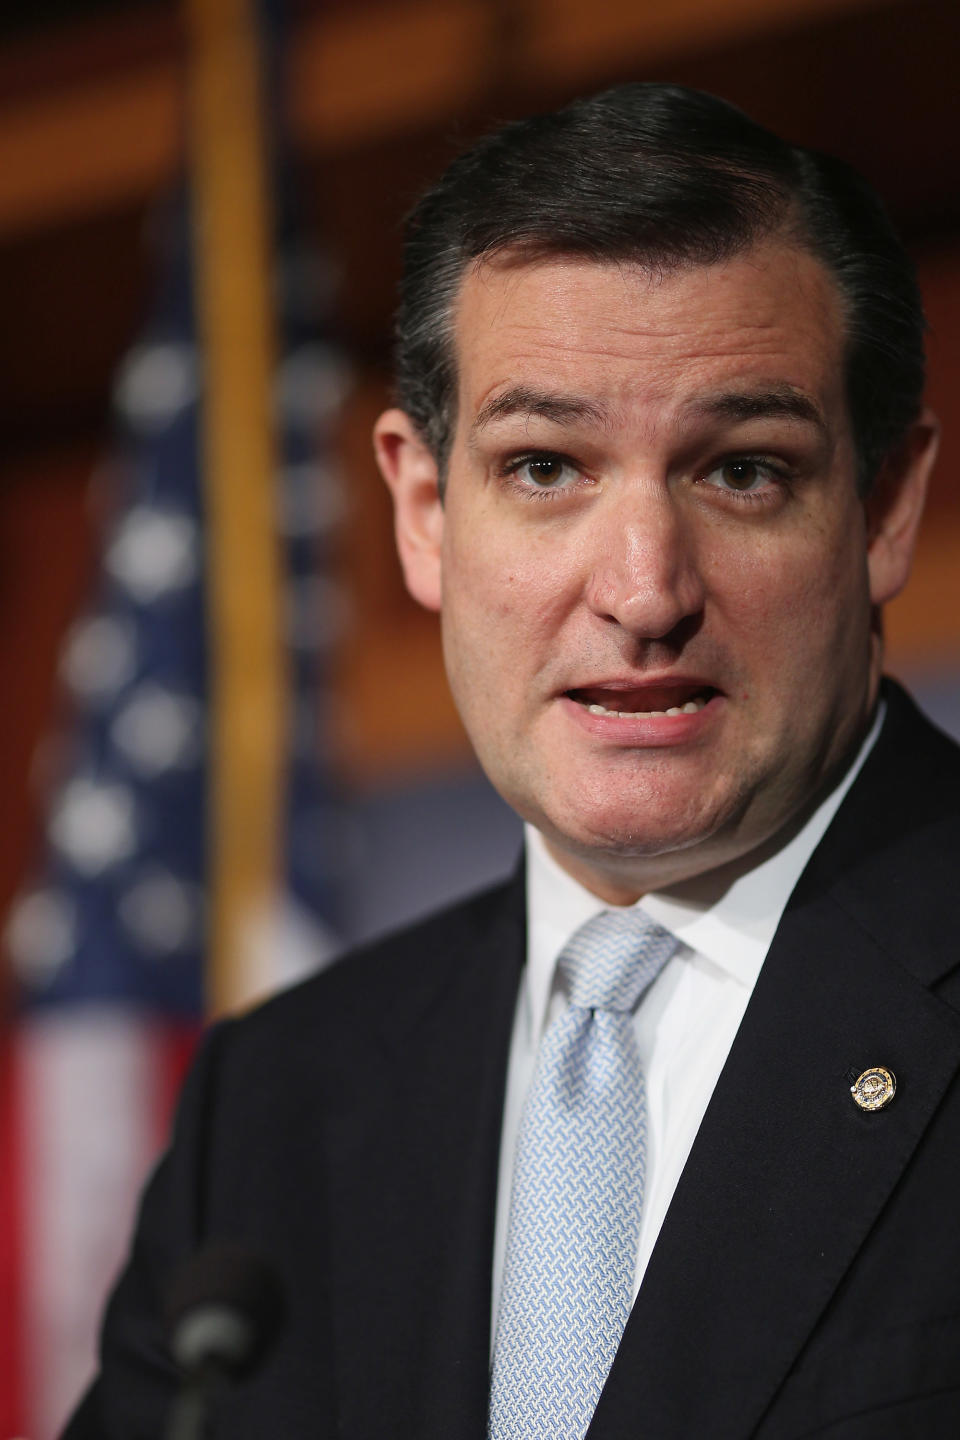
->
xmin=488 ymin=907 xmax=677 ymax=1440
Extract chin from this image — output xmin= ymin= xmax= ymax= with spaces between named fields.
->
xmin=538 ymin=799 xmax=730 ymax=865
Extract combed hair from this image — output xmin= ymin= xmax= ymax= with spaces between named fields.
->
xmin=395 ymin=83 xmax=925 ymax=491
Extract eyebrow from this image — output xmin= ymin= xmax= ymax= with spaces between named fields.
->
xmin=469 ymin=386 xmax=609 ymax=440
xmin=685 ymin=385 xmax=827 ymax=434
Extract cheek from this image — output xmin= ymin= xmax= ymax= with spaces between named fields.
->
xmin=445 ymin=522 xmax=580 ymax=633
xmin=714 ymin=524 xmax=870 ymax=689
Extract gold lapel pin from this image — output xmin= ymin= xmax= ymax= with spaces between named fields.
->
xmin=851 ymin=1066 xmax=896 ymax=1111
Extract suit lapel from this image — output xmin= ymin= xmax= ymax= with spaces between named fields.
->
xmin=589 ymin=685 xmax=960 ymax=1439
xmin=323 ymin=876 xmax=524 ymax=1440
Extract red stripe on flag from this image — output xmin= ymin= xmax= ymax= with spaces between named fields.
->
xmin=0 ymin=1035 xmax=26 ymax=1435
xmin=153 ymin=1021 xmax=201 ymax=1149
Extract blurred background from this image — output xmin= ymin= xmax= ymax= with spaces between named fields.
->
xmin=0 ymin=0 xmax=958 ymax=1433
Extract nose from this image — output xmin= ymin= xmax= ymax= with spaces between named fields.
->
xmin=584 ymin=489 xmax=706 ymax=641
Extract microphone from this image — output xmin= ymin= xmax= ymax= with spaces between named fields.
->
xmin=163 ymin=1243 xmax=285 ymax=1440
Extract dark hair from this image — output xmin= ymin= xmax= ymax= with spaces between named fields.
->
xmin=395 ymin=83 xmax=925 ymax=492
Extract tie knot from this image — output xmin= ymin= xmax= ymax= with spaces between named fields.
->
xmin=558 ymin=907 xmax=676 ymax=1013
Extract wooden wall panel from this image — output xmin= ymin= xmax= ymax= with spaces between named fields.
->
xmin=525 ymin=0 xmax=884 ymax=82
xmin=3 ymin=0 xmax=957 ymax=240
xmin=332 ymin=378 xmax=468 ymax=782
xmin=886 ymin=243 xmax=960 ymax=670
xmin=0 ymin=63 xmax=182 ymax=235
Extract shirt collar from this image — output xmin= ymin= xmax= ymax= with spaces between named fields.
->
xmin=524 ymin=701 xmax=885 ymax=1044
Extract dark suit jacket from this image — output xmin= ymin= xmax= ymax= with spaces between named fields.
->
xmin=65 ymin=681 xmax=960 ymax=1439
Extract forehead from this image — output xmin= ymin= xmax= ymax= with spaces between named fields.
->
xmin=452 ymin=243 xmax=849 ymax=427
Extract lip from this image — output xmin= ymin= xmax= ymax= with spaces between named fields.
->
xmin=558 ymin=678 xmax=724 ymax=747
xmin=564 ymin=674 xmax=720 ymax=706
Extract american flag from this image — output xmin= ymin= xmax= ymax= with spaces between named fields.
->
xmin=0 ymin=137 xmax=347 ymax=1439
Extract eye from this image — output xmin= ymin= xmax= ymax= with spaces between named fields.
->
xmin=505 ymin=452 xmax=582 ymax=492
xmin=701 ymin=456 xmax=784 ymax=495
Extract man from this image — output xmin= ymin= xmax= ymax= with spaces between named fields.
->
xmin=66 ymin=84 xmax=959 ymax=1439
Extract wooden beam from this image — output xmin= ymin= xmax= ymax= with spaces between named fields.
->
xmin=523 ymin=0 xmax=885 ymax=81
xmin=289 ymin=0 xmax=494 ymax=149
xmin=0 ymin=62 xmax=182 ymax=235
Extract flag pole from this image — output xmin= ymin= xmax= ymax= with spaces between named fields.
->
xmin=183 ymin=0 xmax=286 ymax=1016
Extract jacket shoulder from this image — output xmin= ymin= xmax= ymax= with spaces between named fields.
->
xmin=800 ymin=680 xmax=960 ymax=994
xmin=220 ymin=871 xmax=525 ymax=1054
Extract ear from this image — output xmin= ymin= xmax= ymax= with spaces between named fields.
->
xmin=866 ymin=408 xmax=940 ymax=607
xmin=373 ymin=408 xmax=444 ymax=613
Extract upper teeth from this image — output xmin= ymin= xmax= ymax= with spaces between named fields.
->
xmin=585 ymin=696 xmax=707 ymax=718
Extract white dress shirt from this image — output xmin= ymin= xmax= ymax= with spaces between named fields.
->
xmin=492 ymin=704 xmax=885 ymax=1331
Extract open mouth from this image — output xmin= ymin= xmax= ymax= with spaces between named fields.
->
xmin=565 ymin=684 xmax=718 ymax=719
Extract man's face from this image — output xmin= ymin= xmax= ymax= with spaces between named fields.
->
xmin=378 ymin=241 xmax=930 ymax=899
